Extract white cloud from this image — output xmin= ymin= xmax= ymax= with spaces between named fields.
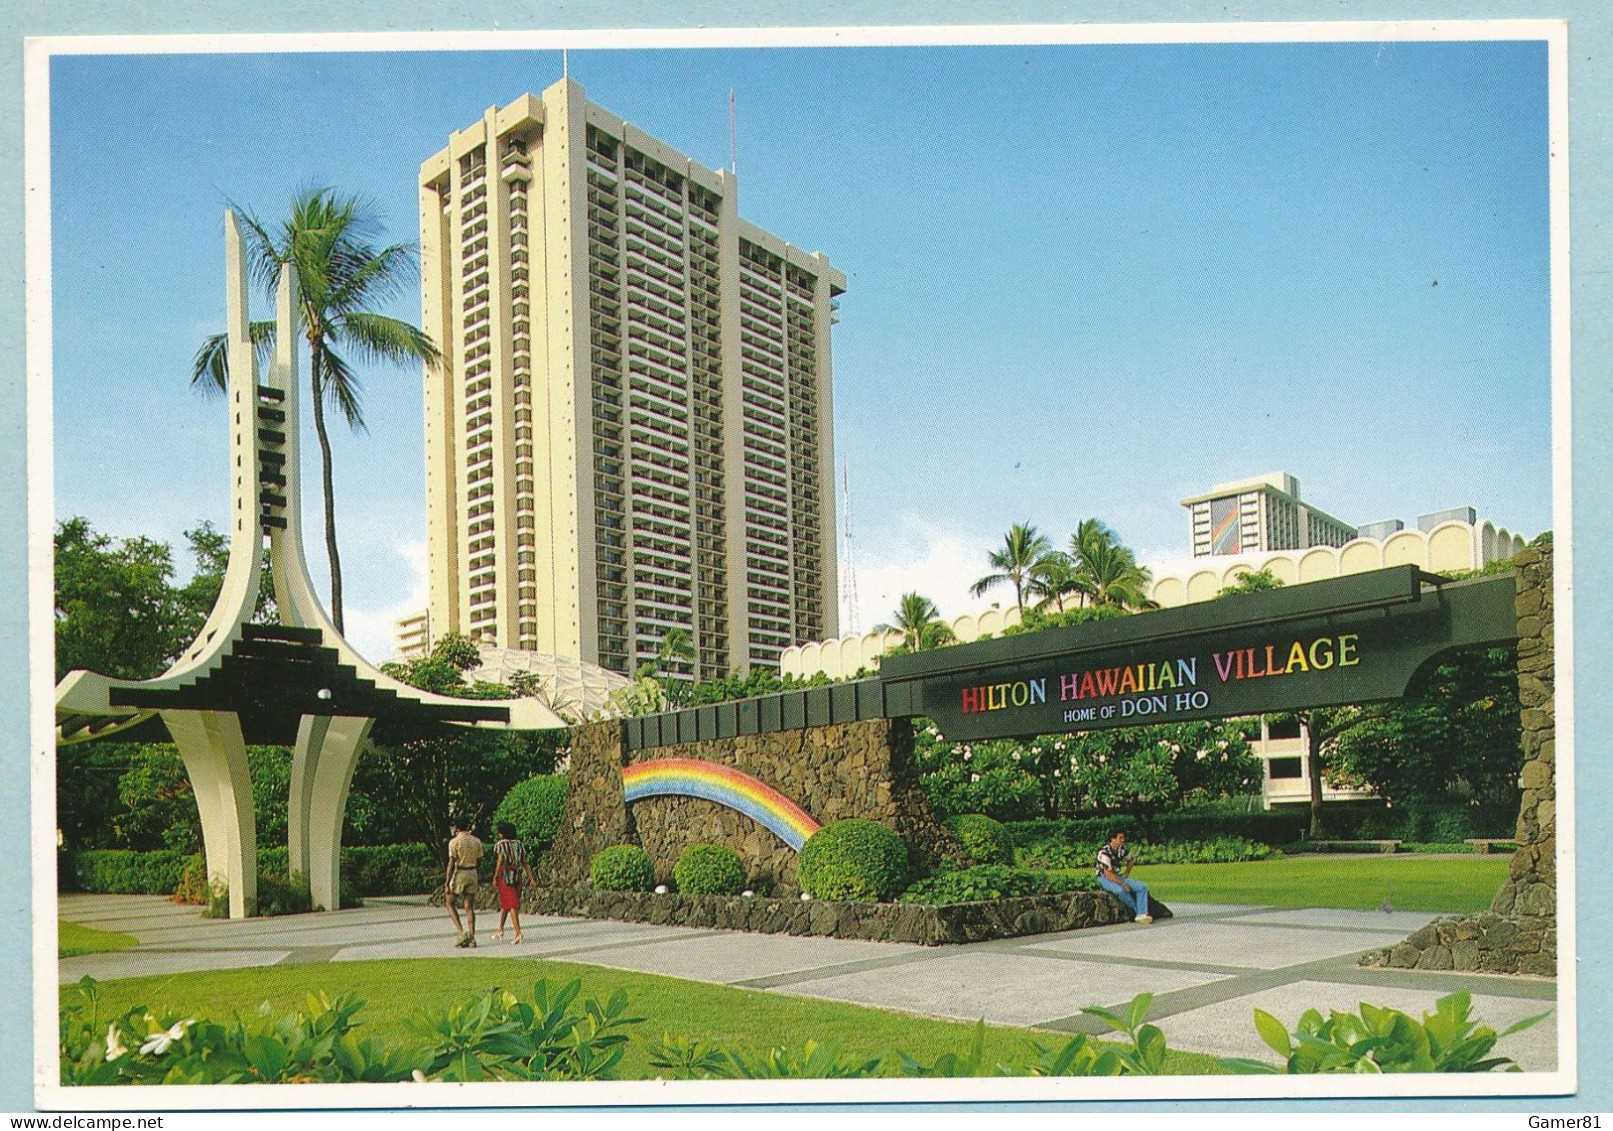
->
xmin=341 ymin=537 xmax=428 ymax=665
xmin=842 ymin=515 xmax=1005 ymax=634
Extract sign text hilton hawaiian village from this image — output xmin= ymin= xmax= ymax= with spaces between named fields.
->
xmin=959 ymin=632 xmax=1362 ymax=727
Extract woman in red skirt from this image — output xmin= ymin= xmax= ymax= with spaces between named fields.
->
xmin=491 ymin=822 xmax=538 ymax=944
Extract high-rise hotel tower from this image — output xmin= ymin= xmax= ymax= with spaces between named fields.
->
xmin=417 ymin=78 xmax=843 ymax=679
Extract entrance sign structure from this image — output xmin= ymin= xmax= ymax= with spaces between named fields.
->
xmin=880 ymin=566 xmax=1520 ymax=741
xmin=55 ymin=215 xmax=565 ymax=916
xmin=617 ymin=566 xmax=1521 ymax=752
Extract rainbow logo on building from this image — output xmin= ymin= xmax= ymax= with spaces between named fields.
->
xmin=621 ymin=759 xmax=822 ymax=851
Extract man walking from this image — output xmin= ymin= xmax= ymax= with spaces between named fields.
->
xmin=445 ymin=818 xmax=484 ymax=948
xmin=1096 ymin=829 xmax=1152 ymax=924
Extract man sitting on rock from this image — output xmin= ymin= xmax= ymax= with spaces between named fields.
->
xmin=1097 ymin=829 xmax=1152 ymax=924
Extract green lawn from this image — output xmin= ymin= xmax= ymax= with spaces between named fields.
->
xmin=64 ymin=957 xmax=1225 ymax=1078
xmin=59 ymin=920 xmax=138 ymax=959
xmin=1121 ymin=854 xmax=1511 ymax=913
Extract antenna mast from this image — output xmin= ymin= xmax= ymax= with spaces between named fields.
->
xmin=729 ymin=89 xmax=737 ymax=175
xmin=840 ymin=462 xmax=859 ymax=634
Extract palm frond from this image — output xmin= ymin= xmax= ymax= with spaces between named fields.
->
xmin=316 ymin=348 xmax=367 ymax=431
xmin=189 ymin=321 xmax=277 ymax=395
xmin=339 ymin=311 xmax=441 ymax=367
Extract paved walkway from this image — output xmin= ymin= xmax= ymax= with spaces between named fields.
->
xmin=56 ymin=893 xmax=1559 ymax=1070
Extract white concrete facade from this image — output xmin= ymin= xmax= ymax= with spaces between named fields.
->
xmin=419 ymin=78 xmax=843 ymax=680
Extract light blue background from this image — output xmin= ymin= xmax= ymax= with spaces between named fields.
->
xmin=4 ymin=0 xmax=1607 ymax=1114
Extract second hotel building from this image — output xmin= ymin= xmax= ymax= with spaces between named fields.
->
xmin=418 ymin=78 xmax=845 ymax=679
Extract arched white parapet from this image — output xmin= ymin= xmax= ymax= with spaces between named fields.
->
xmin=1297 ymin=547 xmax=1339 ymax=583
xmin=1185 ymin=570 xmax=1222 ymax=603
xmin=1381 ymin=530 xmax=1427 ymax=568
xmin=952 ymin=613 xmax=980 ymax=643
xmin=1151 ymin=576 xmax=1187 ymax=608
xmin=795 ymin=640 xmax=822 ymax=679
xmin=1339 ymin=539 xmax=1383 ymax=575
xmin=1427 ymin=522 xmax=1478 ymax=574
xmin=1480 ymin=521 xmax=1498 ymax=564
xmin=977 ymin=607 xmax=1008 ymax=639
xmin=1264 ymin=555 xmax=1298 ymax=585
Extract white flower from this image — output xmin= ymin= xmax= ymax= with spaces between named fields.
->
xmin=412 ymin=1069 xmax=429 ymax=1083
xmin=1011 ymin=751 xmax=1020 ymax=761
xmin=970 ymin=774 xmax=980 ymax=782
xmin=742 ymin=890 xmax=754 ymax=898
xmin=139 ymin=1019 xmax=193 ymax=1057
xmin=654 ymin=884 xmax=668 ymax=894
xmin=104 ymin=1024 xmax=128 ymax=1063
xmin=962 ymin=751 xmax=972 ymax=762
xmin=1053 ymin=769 xmax=1061 ymax=778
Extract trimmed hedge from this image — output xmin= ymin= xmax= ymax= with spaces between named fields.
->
xmin=590 ymin=845 xmax=655 ymax=892
xmin=672 ymin=844 xmax=747 ymax=896
xmin=1005 ymin=810 xmax=1310 ymax=848
xmin=797 ymin=819 xmax=909 ymax=902
xmin=63 ymin=844 xmax=438 ymax=900
xmin=1015 ymin=836 xmax=1279 ymax=869
xmin=492 ymin=774 xmax=569 ymax=852
xmin=342 ymin=844 xmax=439 ymax=897
xmin=946 ymin=814 xmax=1014 ymax=866
xmin=900 ymin=865 xmax=1099 ymax=905
xmin=61 ymin=850 xmax=193 ymax=895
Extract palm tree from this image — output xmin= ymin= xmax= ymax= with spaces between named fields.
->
xmin=1027 ymin=550 xmax=1092 ymax=613
xmin=874 ymin=592 xmax=955 ymax=653
xmin=191 ymin=188 xmax=440 ymax=633
xmin=1069 ymin=519 xmax=1156 ymax=611
xmin=970 ymin=522 xmax=1053 ymax=618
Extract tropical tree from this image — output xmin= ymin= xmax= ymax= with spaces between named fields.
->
xmin=191 ymin=187 xmax=439 ymax=633
xmin=970 ymin=523 xmax=1054 ymax=618
xmin=1027 ymin=551 xmax=1091 ymax=613
xmin=1217 ymin=566 xmax=1284 ymax=597
xmin=875 ymin=592 xmax=956 ymax=653
xmin=637 ymin=627 xmax=699 ymax=707
xmin=1068 ymin=519 xmax=1155 ymax=611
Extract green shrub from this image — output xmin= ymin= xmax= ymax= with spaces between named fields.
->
xmin=1005 ymin=811 xmax=1308 ymax=848
xmin=899 ymin=865 xmax=1097 ymax=904
xmin=672 ymin=844 xmax=747 ymax=896
xmin=1015 ymin=836 xmax=1278 ymax=869
xmin=63 ymin=850 xmax=192 ymax=895
xmin=1221 ymin=991 xmax=1549 ymax=1074
xmin=493 ymin=774 xmax=570 ymax=852
xmin=256 ymin=871 xmax=313 ymax=917
xmin=341 ymin=844 xmax=438 ymax=897
xmin=796 ymin=819 xmax=909 ymax=902
xmin=947 ymin=814 xmax=1013 ymax=866
xmin=589 ymin=845 xmax=655 ymax=892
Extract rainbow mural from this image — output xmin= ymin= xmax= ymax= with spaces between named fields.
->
xmin=621 ymin=759 xmax=822 ymax=851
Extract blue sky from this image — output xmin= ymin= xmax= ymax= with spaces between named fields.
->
xmin=49 ymin=36 xmax=1553 ymax=661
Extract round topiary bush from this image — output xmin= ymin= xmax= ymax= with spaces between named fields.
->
xmin=947 ymin=813 xmax=1014 ymax=866
xmin=493 ymin=774 xmax=569 ymax=852
xmin=589 ymin=845 xmax=655 ymax=892
xmin=672 ymin=844 xmax=748 ymax=895
xmin=796 ymin=819 xmax=909 ymax=902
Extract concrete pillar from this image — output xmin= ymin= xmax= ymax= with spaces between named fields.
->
xmin=163 ymin=710 xmax=257 ymax=918
xmin=290 ymin=714 xmax=374 ymax=912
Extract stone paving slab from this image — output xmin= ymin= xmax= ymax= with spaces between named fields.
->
xmin=1216 ymin=907 xmax=1439 ymax=933
xmin=548 ymin=929 xmax=917 ymax=983
xmin=782 ymin=951 xmax=1232 ymax=1028
xmin=1151 ymin=902 xmax=1267 ymax=918
xmin=1155 ymin=977 xmax=1560 ymax=1071
xmin=60 ymin=948 xmax=294 ymax=984
xmin=1021 ymin=920 xmax=1410 ymax=968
